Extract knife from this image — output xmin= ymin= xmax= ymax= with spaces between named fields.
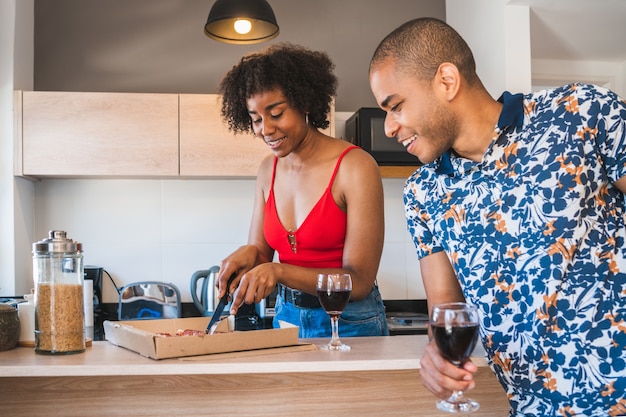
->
xmin=205 ymin=273 xmax=237 ymax=333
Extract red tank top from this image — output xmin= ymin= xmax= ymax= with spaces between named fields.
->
xmin=264 ymin=146 xmax=359 ymax=268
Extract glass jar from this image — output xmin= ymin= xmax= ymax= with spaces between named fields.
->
xmin=33 ymin=230 xmax=85 ymax=354
xmin=0 ymin=304 xmax=20 ymax=352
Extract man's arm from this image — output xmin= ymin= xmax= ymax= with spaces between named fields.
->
xmin=418 ymin=251 xmax=478 ymax=400
xmin=614 ymin=175 xmax=626 ymax=193
xmin=420 ymin=251 xmax=464 ymax=310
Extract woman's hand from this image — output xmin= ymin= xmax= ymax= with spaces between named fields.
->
xmin=228 ymin=262 xmax=280 ymax=314
xmin=216 ymin=245 xmax=261 ymax=299
xmin=419 ymin=340 xmax=478 ymax=400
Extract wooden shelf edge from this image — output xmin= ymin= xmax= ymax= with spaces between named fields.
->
xmin=379 ymin=166 xmax=419 ymax=179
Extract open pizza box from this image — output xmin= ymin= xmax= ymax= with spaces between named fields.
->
xmin=104 ymin=316 xmax=299 ymax=360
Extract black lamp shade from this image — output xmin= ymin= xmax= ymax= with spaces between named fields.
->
xmin=204 ymin=0 xmax=280 ymax=44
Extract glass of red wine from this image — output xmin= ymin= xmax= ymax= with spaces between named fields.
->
xmin=316 ymin=273 xmax=352 ymax=351
xmin=430 ymin=302 xmax=480 ymax=413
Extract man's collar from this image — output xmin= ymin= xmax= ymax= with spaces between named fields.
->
xmin=435 ymin=91 xmax=524 ymax=175
xmin=496 ymin=91 xmax=525 ymax=129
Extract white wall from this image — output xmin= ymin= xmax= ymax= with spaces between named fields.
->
xmin=447 ymin=0 xmax=624 ymax=97
xmin=1 ymin=0 xmax=35 ymax=297
xmin=532 ymin=58 xmax=625 ymax=96
xmin=446 ymin=0 xmax=532 ymax=96
xmin=0 ymin=0 xmax=16 ymax=296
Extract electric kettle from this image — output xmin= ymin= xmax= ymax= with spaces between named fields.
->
xmin=190 ymin=266 xmax=220 ymax=316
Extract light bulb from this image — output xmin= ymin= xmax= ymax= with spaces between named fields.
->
xmin=234 ymin=19 xmax=252 ymax=35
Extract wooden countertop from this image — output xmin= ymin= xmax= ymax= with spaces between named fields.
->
xmin=1 ymin=335 xmax=434 ymax=377
xmin=0 ymin=335 xmax=510 ymax=416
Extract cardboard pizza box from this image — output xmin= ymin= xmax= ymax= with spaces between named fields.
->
xmin=104 ymin=316 xmax=299 ymax=360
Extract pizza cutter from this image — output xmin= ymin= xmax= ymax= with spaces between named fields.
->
xmin=205 ymin=273 xmax=236 ymax=333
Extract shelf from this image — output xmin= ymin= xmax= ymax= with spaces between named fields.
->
xmin=379 ymin=165 xmax=419 ymax=178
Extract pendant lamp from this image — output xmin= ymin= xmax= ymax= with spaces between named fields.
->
xmin=204 ymin=0 xmax=280 ymax=44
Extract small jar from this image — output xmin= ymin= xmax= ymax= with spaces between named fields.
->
xmin=0 ymin=304 xmax=20 ymax=352
xmin=33 ymin=230 xmax=85 ymax=354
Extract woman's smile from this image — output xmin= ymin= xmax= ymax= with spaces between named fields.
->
xmin=264 ymin=136 xmax=286 ymax=148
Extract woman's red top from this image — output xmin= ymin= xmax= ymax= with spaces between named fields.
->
xmin=263 ymin=146 xmax=358 ymax=268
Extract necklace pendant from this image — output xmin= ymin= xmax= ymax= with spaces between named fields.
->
xmin=287 ymin=229 xmax=297 ymax=253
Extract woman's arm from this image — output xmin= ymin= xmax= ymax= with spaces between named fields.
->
xmin=334 ymin=147 xmax=385 ymax=300
xmin=216 ymin=155 xmax=275 ymax=299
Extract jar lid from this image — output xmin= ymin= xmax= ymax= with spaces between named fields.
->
xmin=33 ymin=230 xmax=83 ymax=254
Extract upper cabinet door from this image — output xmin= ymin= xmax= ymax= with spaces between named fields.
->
xmin=179 ymin=94 xmax=272 ymax=177
xmin=20 ymin=91 xmax=179 ymax=177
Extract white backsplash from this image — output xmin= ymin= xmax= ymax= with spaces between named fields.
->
xmin=32 ymin=177 xmax=425 ymax=304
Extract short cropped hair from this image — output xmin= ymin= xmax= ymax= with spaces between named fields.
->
xmin=370 ymin=17 xmax=480 ymax=87
xmin=218 ymin=43 xmax=337 ymax=134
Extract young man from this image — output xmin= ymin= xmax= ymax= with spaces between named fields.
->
xmin=369 ymin=17 xmax=626 ymax=416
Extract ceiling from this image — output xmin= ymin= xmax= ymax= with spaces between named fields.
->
xmin=33 ymin=0 xmax=446 ymax=111
xmin=516 ymin=0 xmax=626 ymax=62
xmin=33 ymin=1 xmax=625 ymax=111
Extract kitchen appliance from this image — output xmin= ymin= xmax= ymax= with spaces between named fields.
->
xmin=384 ymin=299 xmax=429 ymax=336
xmin=84 ymin=266 xmax=103 ymax=316
xmin=190 ymin=267 xmax=221 ymax=316
xmin=344 ymin=107 xmax=421 ymax=166
xmin=117 ymin=281 xmax=182 ymax=320
xmin=386 ymin=312 xmax=428 ymax=335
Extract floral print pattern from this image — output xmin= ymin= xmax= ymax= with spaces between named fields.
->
xmin=405 ymin=84 xmax=626 ymax=416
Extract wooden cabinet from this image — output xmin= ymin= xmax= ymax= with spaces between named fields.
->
xmin=18 ymin=91 xmax=179 ymax=177
xmin=179 ymin=94 xmax=271 ymax=177
xmin=179 ymin=94 xmax=335 ymax=177
xmin=15 ymin=90 xmax=343 ymax=178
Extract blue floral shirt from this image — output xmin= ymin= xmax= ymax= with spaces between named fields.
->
xmin=404 ymin=84 xmax=626 ymax=416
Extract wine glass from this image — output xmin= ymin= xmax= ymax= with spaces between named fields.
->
xmin=430 ymin=302 xmax=480 ymax=413
xmin=316 ymin=273 xmax=352 ymax=351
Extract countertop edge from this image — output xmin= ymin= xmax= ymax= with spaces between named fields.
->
xmin=0 ymin=335 xmax=491 ymax=378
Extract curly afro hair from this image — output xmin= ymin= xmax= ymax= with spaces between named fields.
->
xmin=218 ymin=43 xmax=337 ymax=134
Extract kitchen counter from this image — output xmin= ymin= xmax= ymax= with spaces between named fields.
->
xmin=0 ymin=335 xmax=510 ymax=416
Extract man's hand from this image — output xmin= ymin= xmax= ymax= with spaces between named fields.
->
xmin=420 ymin=340 xmax=478 ymax=399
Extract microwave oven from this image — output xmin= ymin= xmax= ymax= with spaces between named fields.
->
xmin=344 ymin=107 xmax=420 ymax=166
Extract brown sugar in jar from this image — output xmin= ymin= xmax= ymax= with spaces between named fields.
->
xmin=35 ymin=282 xmax=85 ymax=353
xmin=33 ymin=230 xmax=85 ymax=355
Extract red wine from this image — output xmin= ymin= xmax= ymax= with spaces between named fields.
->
xmin=431 ymin=322 xmax=479 ymax=365
xmin=317 ymin=289 xmax=350 ymax=317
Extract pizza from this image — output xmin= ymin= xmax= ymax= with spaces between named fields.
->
xmin=156 ymin=328 xmax=206 ymax=337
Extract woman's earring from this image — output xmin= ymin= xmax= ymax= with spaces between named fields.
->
xmin=305 ymin=113 xmax=309 ymax=125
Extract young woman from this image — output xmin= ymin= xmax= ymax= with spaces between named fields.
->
xmin=216 ymin=43 xmax=388 ymax=338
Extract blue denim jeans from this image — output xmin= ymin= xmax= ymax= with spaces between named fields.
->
xmin=272 ymin=286 xmax=389 ymax=338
